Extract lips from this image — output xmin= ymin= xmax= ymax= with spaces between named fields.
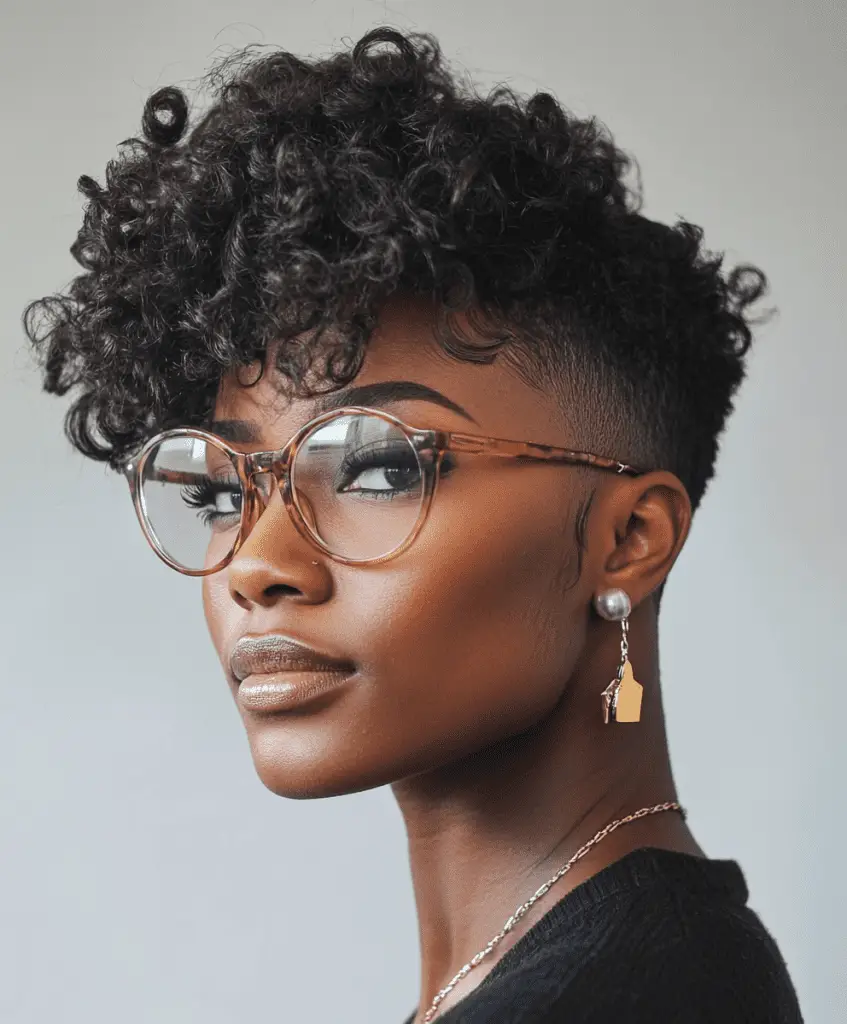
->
xmin=229 ymin=634 xmax=354 ymax=684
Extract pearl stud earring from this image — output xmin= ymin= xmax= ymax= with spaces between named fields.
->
xmin=593 ymin=588 xmax=631 ymax=622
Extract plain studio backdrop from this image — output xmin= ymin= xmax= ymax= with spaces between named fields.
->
xmin=1 ymin=1 xmax=844 ymax=1022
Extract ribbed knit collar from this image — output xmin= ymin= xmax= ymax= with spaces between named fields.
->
xmin=481 ymin=845 xmax=748 ymax=979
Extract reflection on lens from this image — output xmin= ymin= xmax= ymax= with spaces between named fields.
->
xmin=140 ymin=434 xmax=242 ymax=572
xmin=292 ymin=413 xmax=424 ymax=560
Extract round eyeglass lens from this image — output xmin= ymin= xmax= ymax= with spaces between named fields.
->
xmin=291 ymin=412 xmax=425 ymax=561
xmin=139 ymin=434 xmax=243 ymax=572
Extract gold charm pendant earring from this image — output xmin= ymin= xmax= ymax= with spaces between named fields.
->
xmin=594 ymin=589 xmax=643 ymax=724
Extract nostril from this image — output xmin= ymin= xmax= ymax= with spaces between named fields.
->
xmin=264 ymin=582 xmax=302 ymax=599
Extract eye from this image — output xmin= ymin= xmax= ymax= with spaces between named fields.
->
xmin=181 ymin=477 xmax=243 ymax=527
xmin=335 ymin=443 xmax=423 ymax=500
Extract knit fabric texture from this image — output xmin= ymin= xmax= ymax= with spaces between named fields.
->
xmin=402 ymin=846 xmax=804 ymax=1023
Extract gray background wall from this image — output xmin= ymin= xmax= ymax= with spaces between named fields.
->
xmin=1 ymin=1 xmax=844 ymax=1021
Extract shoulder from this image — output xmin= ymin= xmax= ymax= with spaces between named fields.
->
xmin=545 ymin=880 xmax=805 ymax=1024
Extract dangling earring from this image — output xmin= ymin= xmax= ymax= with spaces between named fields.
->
xmin=593 ymin=589 xmax=643 ymax=724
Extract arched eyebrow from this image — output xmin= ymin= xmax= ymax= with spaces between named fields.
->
xmin=203 ymin=419 xmax=260 ymax=444
xmin=206 ymin=380 xmax=477 ymax=442
xmin=312 ymin=380 xmax=477 ymax=423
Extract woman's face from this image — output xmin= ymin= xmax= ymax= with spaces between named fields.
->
xmin=203 ymin=298 xmax=607 ymax=798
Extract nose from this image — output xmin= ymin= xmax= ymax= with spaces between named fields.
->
xmin=226 ymin=473 xmax=331 ymax=609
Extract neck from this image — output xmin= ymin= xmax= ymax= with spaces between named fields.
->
xmin=391 ymin=630 xmax=703 ymax=1020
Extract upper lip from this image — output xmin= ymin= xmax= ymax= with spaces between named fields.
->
xmin=229 ymin=634 xmax=354 ymax=683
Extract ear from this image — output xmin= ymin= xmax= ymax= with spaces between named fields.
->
xmin=584 ymin=471 xmax=692 ymax=607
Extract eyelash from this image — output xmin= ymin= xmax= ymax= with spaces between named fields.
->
xmin=181 ymin=479 xmax=242 ymax=526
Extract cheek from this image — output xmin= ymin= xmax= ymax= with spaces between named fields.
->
xmin=344 ymin=489 xmax=588 ymax=766
xmin=202 ymin=575 xmax=232 ymax=666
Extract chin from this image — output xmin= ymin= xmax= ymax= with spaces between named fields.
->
xmin=242 ymin=716 xmax=405 ymax=800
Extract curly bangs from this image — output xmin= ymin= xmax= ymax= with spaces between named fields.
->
xmin=23 ymin=26 xmax=768 ymax=509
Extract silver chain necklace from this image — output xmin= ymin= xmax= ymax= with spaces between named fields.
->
xmin=419 ymin=800 xmax=685 ymax=1023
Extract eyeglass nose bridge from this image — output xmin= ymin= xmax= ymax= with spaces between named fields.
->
xmin=243 ymin=448 xmax=292 ymax=500
xmin=247 ymin=447 xmax=292 ymax=475
xmin=234 ymin=463 xmax=293 ymax=554
xmin=241 ymin=453 xmax=320 ymax=548
xmin=240 ymin=444 xmax=291 ymax=511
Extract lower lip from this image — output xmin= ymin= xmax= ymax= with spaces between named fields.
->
xmin=236 ymin=670 xmax=353 ymax=713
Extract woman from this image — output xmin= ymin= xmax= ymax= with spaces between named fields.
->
xmin=24 ymin=26 xmax=804 ymax=1023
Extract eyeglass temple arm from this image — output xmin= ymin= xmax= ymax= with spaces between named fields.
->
xmin=123 ymin=463 xmax=205 ymax=486
xmin=442 ymin=432 xmax=643 ymax=476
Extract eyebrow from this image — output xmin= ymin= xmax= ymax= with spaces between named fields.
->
xmin=206 ymin=380 xmax=477 ymax=443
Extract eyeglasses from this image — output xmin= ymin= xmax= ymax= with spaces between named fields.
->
xmin=122 ymin=405 xmax=646 ymax=575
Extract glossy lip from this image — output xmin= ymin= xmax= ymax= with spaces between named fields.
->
xmin=237 ymin=669 xmax=353 ymax=713
xmin=230 ymin=634 xmax=355 ymax=714
xmin=229 ymin=634 xmax=354 ymax=683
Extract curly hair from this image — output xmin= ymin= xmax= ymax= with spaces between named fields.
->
xmin=24 ymin=25 xmax=769 ymax=510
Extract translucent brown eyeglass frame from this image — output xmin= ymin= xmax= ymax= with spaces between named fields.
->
xmin=122 ymin=404 xmax=648 ymax=576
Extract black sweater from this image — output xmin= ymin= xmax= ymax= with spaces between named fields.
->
xmin=402 ymin=846 xmax=804 ymax=1023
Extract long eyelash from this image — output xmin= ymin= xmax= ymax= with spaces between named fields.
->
xmin=181 ymin=479 xmax=242 ymax=528
xmin=181 ymin=479 xmax=220 ymax=508
xmin=338 ymin=444 xmax=418 ymax=477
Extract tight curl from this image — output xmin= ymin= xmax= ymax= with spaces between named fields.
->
xmin=24 ymin=26 xmax=768 ymax=509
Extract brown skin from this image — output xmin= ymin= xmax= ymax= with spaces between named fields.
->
xmin=203 ymin=295 xmax=705 ymax=1019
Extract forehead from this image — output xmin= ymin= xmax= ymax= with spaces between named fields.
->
xmin=213 ymin=295 xmax=570 ymax=446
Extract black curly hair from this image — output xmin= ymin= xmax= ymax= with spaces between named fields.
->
xmin=24 ymin=26 xmax=768 ymax=511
